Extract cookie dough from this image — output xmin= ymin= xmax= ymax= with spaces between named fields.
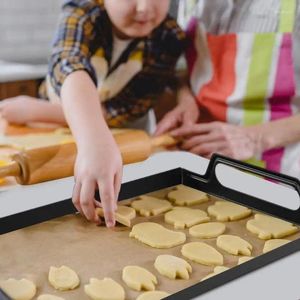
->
xmin=263 ymin=239 xmax=290 ymax=253
xmin=181 ymin=242 xmax=223 ymax=266
xmin=37 ymin=295 xmax=65 ymax=300
xmin=189 ymin=222 xmax=226 ymax=238
xmin=131 ymin=196 xmax=172 ymax=217
xmin=164 ymin=207 xmax=210 ymax=229
xmin=130 ymin=222 xmax=186 ymax=248
xmin=48 ymin=265 xmax=80 ymax=291
xmin=246 ymin=214 xmax=298 ymax=240
xmin=96 ymin=206 xmax=136 ymax=227
xmin=84 ymin=278 xmax=125 ymax=300
xmin=0 ymin=278 xmax=36 ymax=300
xmin=154 ymin=255 xmax=192 ymax=280
xmin=208 ymin=201 xmax=252 ymax=221
xmin=136 ymin=291 xmax=170 ymax=300
xmin=238 ymin=256 xmax=254 ymax=265
xmin=167 ymin=185 xmax=209 ymax=206
xmin=217 ymin=235 xmax=252 ymax=256
xmin=122 ymin=266 xmax=157 ymax=291
xmin=201 ymin=266 xmax=229 ymax=281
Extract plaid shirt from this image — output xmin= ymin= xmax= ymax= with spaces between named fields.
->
xmin=48 ymin=0 xmax=186 ymax=127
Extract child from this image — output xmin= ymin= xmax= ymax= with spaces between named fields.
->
xmin=0 ymin=0 xmax=186 ymax=226
xmin=156 ymin=0 xmax=300 ymax=179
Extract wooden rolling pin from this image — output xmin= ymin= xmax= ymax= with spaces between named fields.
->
xmin=0 ymin=130 xmax=177 ymax=185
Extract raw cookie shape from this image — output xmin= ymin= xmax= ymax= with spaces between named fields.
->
xmin=122 ymin=266 xmax=157 ymax=291
xmin=246 ymin=214 xmax=298 ymax=240
xmin=136 ymin=291 xmax=170 ymax=300
xmin=189 ymin=222 xmax=226 ymax=238
xmin=131 ymin=196 xmax=172 ymax=217
xmin=181 ymin=242 xmax=223 ymax=266
xmin=48 ymin=265 xmax=80 ymax=291
xmin=164 ymin=207 xmax=210 ymax=229
xmin=238 ymin=256 xmax=254 ymax=265
xmin=217 ymin=235 xmax=253 ymax=256
xmin=167 ymin=185 xmax=209 ymax=206
xmin=154 ymin=255 xmax=192 ymax=280
xmin=37 ymin=295 xmax=65 ymax=300
xmin=201 ymin=266 xmax=229 ymax=281
xmin=96 ymin=206 xmax=136 ymax=227
xmin=84 ymin=278 xmax=125 ymax=300
xmin=130 ymin=222 xmax=186 ymax=249
xmin=263 ymin=239 xmax=290 ymax=253
xmin=208 ymin=201 xmax=252 ymax=221
xmin=0 ymin=278 xmax=36 ymax=300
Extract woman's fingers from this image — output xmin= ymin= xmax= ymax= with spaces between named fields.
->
xmin=190 ymin=141 xmax=228 ymax=156
xmin=154 ymin=109 xmax=181 ymax=136
xmin=181 ymin=132 xmax=221 ymax=150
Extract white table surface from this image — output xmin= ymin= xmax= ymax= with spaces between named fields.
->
xmin=1 ymin=151 xmax=300 ymax=299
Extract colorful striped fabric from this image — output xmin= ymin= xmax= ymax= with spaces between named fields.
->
xmin=187 ymin=0 xmax=300 ymax=177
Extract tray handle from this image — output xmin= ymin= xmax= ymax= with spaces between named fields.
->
xmin=198 ymin=154 xmax=300 ymax=222
xmin=205 ymin=154 xmax=300 ymax=191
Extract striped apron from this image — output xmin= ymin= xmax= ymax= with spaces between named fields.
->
xmin=187 ymin=0 xmax=300 ymax=178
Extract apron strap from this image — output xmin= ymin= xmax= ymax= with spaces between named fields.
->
xmin=279 ymin=0 xmax=297 ymax=32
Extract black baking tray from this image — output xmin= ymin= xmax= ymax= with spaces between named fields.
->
xmin=1 ymin=154 xmax=300 ymax=300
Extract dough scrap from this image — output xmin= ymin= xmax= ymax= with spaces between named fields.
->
xmin=201 ymin=266 xmax=229 ymax=281
xmin=37 ymin=295 xmax=65 ymax=300
xmin=130 ymin=222 xmax=186 ymax=248
xmin=48 ymin=265 xmax=80 ymax=291
xmin=263 ymin=239 xmax=290 ymax=253
xmin=167 ymin=185 xmax=209 ymax=206
xmin=136 ymin=291 xmax=170 ymax=300
xmin=238 ymin=256 xmax=254 ymax=265
xmin=154 ymin=255 xmax=192 ymax=280
xmin=131 ymin=196 xmax=172 ymax=217
xmin=0 ymin=278 xmax=36 ymax=300
xmin=189 ymin=222 xmax=226 ymax=238
xmin=208 ymin=201 xmax=252 ymax=221
xmin=246 ymin=214 xmax=298 ymax=240
xmin=164 ymin=207 xmax=210 ymax=229
xmin=96 ymin=206 xmax=136 ymax=227
xmin=181 ymin=242 xmax=223 ymax=266
xmin=122 ymin=266 xmax=157 ymax=291
xmin=84 ymin=278 xmax=125 ymax=300
xmin=217 ymin=235 xmax=252 ymax=256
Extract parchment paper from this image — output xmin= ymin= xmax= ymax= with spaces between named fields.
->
xmin=1 ymin=187 xmax=299 ymax=300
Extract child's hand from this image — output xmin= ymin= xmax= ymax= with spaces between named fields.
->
xmin=0 ymin=96 xmax=37 ymax=124
xmin=72 ymin=130 xmax=122 ymax=227
xmin=155 ymin=86 xmax=199 ymax=136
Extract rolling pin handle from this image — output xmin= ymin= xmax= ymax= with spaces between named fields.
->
xmin=0 ymin=162 xmax=21 ymax=179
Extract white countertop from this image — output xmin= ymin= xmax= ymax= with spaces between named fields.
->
xmin=0 ymin=60 xmax=47 ymax=82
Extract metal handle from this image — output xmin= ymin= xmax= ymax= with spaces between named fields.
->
xmin=185 ymin=154 xmax=300 ymax=224
xmin=205 ymin=154 xmax=300 ymax=192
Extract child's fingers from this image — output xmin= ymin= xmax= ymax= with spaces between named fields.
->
xmin=80 ymin=180 xmax=99 ymax=223
xmin=98 ymin=179 xmax=116 ymax=228
xmin=114 ymin=168 xmax=123 ymax=211
xmin=72 ymin=180 xmax=83 ymax=215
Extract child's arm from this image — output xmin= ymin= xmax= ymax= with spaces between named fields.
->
xmin=47 ymin=1 xmax=122 ymax=226
xmin=61 ymin=70 xmax=121 ymax=227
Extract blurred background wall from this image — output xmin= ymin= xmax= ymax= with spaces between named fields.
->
xmin=0 ymin=0 xmax=179 ymax=64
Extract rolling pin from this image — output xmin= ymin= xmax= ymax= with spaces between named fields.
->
xmin=0 ymin=130 xmax=177 ymax=185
